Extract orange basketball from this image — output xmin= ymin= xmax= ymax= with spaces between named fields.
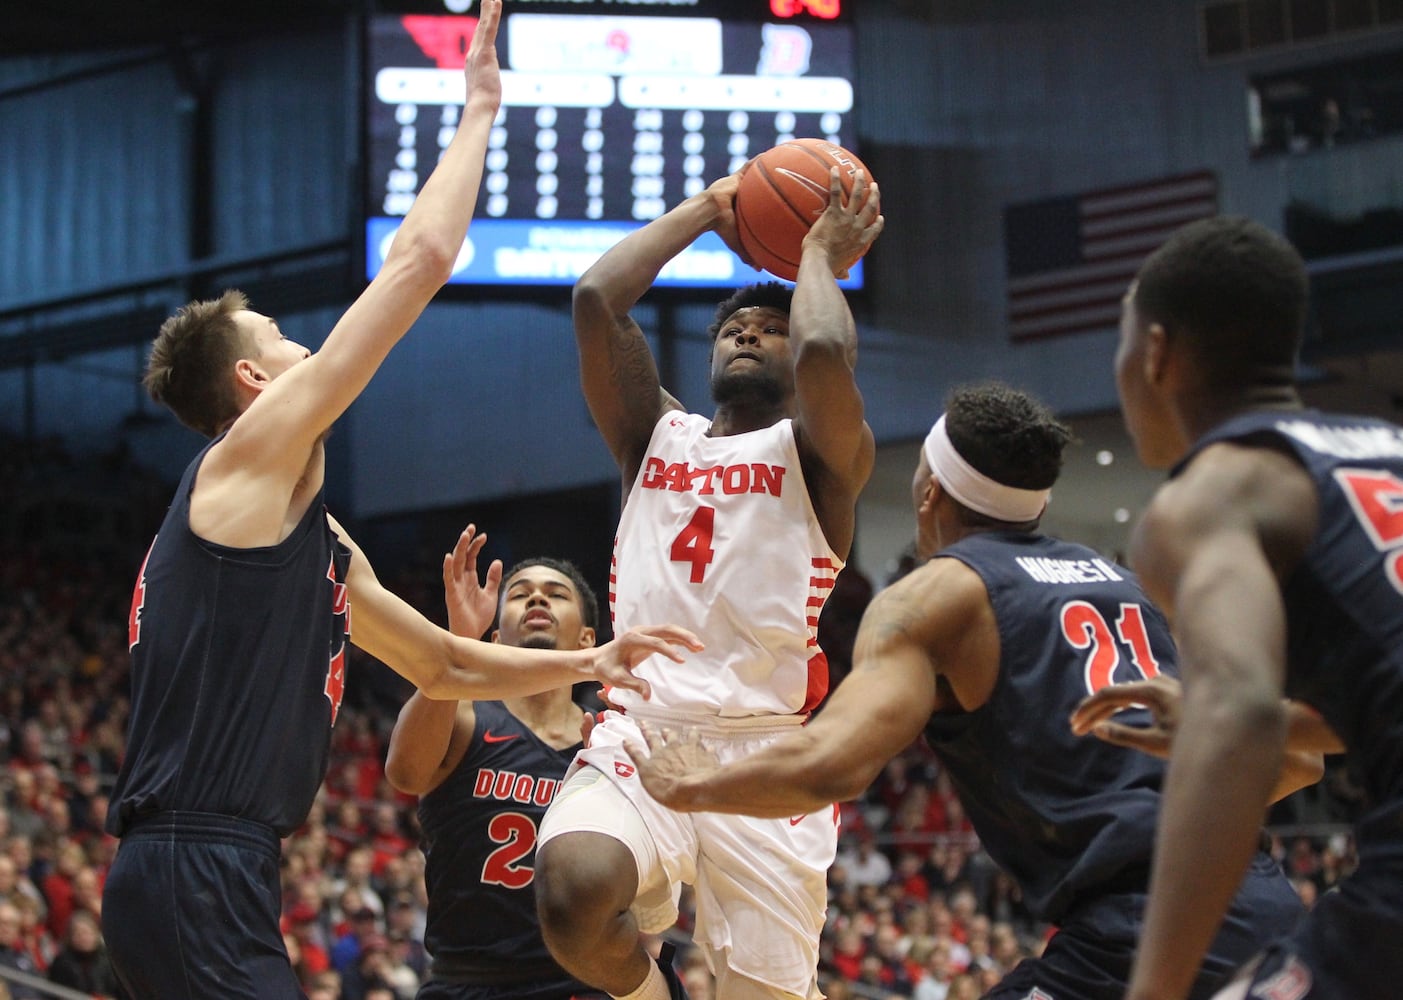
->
xmin=734 ymin=138 xmax=873 ymax=281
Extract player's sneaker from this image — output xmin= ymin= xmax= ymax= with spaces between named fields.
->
xmin=656 ymin=941 xmax=690 ymax=1000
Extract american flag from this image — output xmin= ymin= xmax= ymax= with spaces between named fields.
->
xmin=1003 ymin=171 xmax=1219 ymax=341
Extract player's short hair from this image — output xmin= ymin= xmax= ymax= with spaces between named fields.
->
xmin=143 ymin=289 xmax=253 ymax=437
xmin=943 ymin=381 xmax=1072 ymax=525
xmin=707 ymin=282 xmax=794 ymax=341
xmin=1133 ymin=216 xmax=1308 ymax=386
xmin=502 ymin=557 xmax=600 ymax=630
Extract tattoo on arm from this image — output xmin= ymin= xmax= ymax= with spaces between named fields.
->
xmin=608 ymin=323 xmax=660 ymax=397
xmin=852 ymin=587 xmax=925 ymax=671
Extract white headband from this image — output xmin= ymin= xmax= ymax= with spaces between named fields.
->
xmin=922 ymin=416 xmax=1050 ymax=522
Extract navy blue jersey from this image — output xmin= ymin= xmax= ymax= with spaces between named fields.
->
xmin=924 ymin=532 xmax=1174 ymax=923
xmin=1180 ymin=409 xmax=1403 ymax=812
xmin=110 ymin=438 xmax=351 ymax=837
xmin=418 ymin=701 xmax=594 ymax=994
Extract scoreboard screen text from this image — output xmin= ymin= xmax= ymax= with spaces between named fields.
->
xmin=364 ymin=7 xmax=860 ymax=288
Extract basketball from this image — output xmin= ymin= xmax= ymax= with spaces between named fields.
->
xmin=734 ymin=138 xmax=874 ymax=281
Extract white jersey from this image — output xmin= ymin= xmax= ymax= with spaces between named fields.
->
xmin=609 ymin=412 xmax=842 ymax=720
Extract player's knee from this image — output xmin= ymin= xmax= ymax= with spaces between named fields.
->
xmin=535 ymin=833 xmax=635 ymax=941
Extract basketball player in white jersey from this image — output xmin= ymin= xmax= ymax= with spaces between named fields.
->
xmin=534 ymin=166 xmax=882 ymax=1000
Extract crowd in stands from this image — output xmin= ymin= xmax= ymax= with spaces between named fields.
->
xmin=0 ymin=434 xmax=1364 ymax=1000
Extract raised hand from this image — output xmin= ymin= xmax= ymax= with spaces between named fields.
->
xmin=623 ymin=721 xmax=721 ymax=811
xmin=589 ymin=625 xmax=704 ymax=699
xmin=1069 ymin=675 xmax=1182 ymax=759
xmin=464 ymin=0 xmax=504 ymax=113
xmin=803 ymin=166 xmax=883 ymax=279
xmin=442 ymin=524 xmax=503 ymax=639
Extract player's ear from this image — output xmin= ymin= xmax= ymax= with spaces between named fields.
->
xmin=233 ymin=357 xmax=268 ymax=391
xmin=917 ymin=474 xmax=941 ymax=516
xmin=1143 ymin=322 xmax=1170 ymax=386
xmin=490 ymin=629 xmax=502 ymax=644
xmin=578 ymin=626 xmax=596 ymax=650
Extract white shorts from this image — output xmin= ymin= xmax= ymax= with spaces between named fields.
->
xmin=538 ymin=711 xmax=838 ymax=997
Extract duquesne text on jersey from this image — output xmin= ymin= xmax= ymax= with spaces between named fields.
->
xmin=1015 ymin=556 xmax=1125 ymax=585
xmin=474 ymin=768 xmax=562 ymax=808
xmin=640 ymin=457 xmax=786 ymax=497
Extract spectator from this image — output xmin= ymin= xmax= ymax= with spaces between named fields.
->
xmin=0 ymin=901 xmax=40 ymax=999
xmin=838 ymin=834 xmax=893 ymax=888
xmin=305 ymin=969 xmax=342 ymax=1000
xmin=46 ymin=910 xmax=121 ymax=998
xmin=4 ymin=775 xmax=44 ymax=841
xmin=331 ymin=907 xmax=382 ymax=973
xmin=9 ymin=894 xmax=52 ymax=976
xmin=283 ymin=899 xmax=331 ymax=980
xmin=911 ymin=938 xmax=954 ymax=1000
xmin=332 ymin=846 xmax=384 ymax=918
xmin=828 ymin=925 xmax=867 ymax=982
xmin=41 ymin=839 xmax=84 ymax=938
xmin=366 ymin=801 xmax=410 ymax=877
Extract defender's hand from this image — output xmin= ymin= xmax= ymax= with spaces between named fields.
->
xmin=589 ymin=625 xmax=704 ymax=700
xmin=463 ymin=0 xmax=504 ymax=113
xmin=442 ymin=524 xmax=502 ymax=639
xmin=623 ymin=721 xmax=721 ymax=811
xmin=1070 ymin=675 xmax=1182 ymax=759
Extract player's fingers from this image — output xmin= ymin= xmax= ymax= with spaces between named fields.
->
xmin=450 ymin=528 xmax=475 ymax=568
xmin=1091 ymin=722 xmax=1171 ymax=757
xmin=851 ymin=175 xmax=876 ymax=217
xmin=862 ymin=215 xmax=884 ymax=247
xmin=641 ymin=635 xmax=690 ymax=664
xmin=473 ymin=0 xmax=502 ymax=45
xmin=484 ymin=558 xmax=503 ymax=593
xmin=608 ymin=670 xmax=652 ymax=701
xmin=828 ymin=166 xmax=844 ymax=207
xmin=1072 ymin=684 xmax=1149 ymax=720
xmin=858 ymin=186 xmax=881 ymax=223
xmin=636 ymin=624 xmax=704 ymax=652
xmin=622 ymin=739 xmax=647 ymax=765
xmin=1069 ymin=697 xmax=1130 ymax=734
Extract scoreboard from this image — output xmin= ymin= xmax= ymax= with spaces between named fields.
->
xmin=364 ymin=1 xmax=861 ymax=288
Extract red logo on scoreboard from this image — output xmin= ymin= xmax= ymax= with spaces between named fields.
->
xmin=401 ymin=15 xmax=480 ymax=69
xmin=770 ymin=0 xmax=841 ymax=19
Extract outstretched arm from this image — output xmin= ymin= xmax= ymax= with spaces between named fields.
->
xmin=790 ymin=169 xmax=882 ymax=555
xmin=573 ymin=174 xmax=743 ymax=482
xmin=220 ymin=1 xmax=504 ymax=477
xmin=624 ymin=566 xmax=948 ymax=816
xmin=328 ymin=514 xmax=702 ymax=702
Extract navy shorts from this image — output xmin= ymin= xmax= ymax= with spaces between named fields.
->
xmin=1223 ymin=807 xmax=1403 ymax=1000
xmin=103 ymin=811 xmax=303 ymax=1000
xmin=986 ymin=853 xmax=1303 ymax=1000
